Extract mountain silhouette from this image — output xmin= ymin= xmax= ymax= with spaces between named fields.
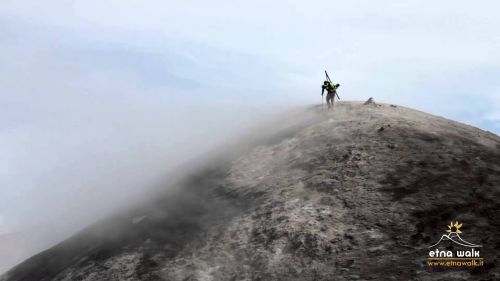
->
xmin=2 ymin=101 xmax=500 ymax=281
xmin=429 ymin=232 xmax=482 ymax=248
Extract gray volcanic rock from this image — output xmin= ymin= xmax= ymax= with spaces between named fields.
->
xmin=363 ymin=97 xmax=377 ymax=106
xmin=2 ymin=102 xmax=500 ymax=281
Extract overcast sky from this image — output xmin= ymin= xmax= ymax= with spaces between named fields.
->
xmin=0 ymin=0 xmax=499 ymax=239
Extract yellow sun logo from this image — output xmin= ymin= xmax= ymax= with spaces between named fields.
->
xmin=446 ymin=221 xmax=463 ymax=234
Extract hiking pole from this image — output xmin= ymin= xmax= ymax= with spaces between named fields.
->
xmin=324 ymin=70 xmax=330 ymax=111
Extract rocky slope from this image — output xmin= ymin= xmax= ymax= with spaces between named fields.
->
xmin=2 ymin=101 xmax=499 ymax=281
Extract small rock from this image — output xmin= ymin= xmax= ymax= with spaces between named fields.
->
xmin=377 ymin=126 xmax=385 ymax=132
xmin=364 ymin=97 xmax=377 ymax=105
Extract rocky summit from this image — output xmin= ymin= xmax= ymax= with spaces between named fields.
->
xmin=2 ymin=101 xmax=499 ymax=281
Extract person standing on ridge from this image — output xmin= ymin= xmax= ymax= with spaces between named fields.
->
xmin=321 ymin=80 xmax=340 ymax=110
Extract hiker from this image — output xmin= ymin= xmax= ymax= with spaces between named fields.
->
xmin=321 ymin=80 xmax=340 ymax=110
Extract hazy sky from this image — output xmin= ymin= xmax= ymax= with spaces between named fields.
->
xmin=1 ymin=0 xmax=499 ymax=239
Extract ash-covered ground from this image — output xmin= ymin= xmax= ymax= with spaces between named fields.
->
xmin=2 ymin=101 xmax=499 ymax=281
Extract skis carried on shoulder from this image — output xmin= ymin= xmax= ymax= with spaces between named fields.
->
xmin=325 ymin=70 xmax=340 ymax=100
xmin=325 ymin=70 xmax=332 ymax=83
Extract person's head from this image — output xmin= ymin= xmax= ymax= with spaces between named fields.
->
xmin=324 ymin=80 xmax=329 ymax=85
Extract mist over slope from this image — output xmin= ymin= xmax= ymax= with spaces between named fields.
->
xmin=2 ymin=101 xmax=500 ymax=281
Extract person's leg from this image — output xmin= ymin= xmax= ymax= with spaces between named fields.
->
xmin=326 ymin=93 xmax=333 ymax=109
